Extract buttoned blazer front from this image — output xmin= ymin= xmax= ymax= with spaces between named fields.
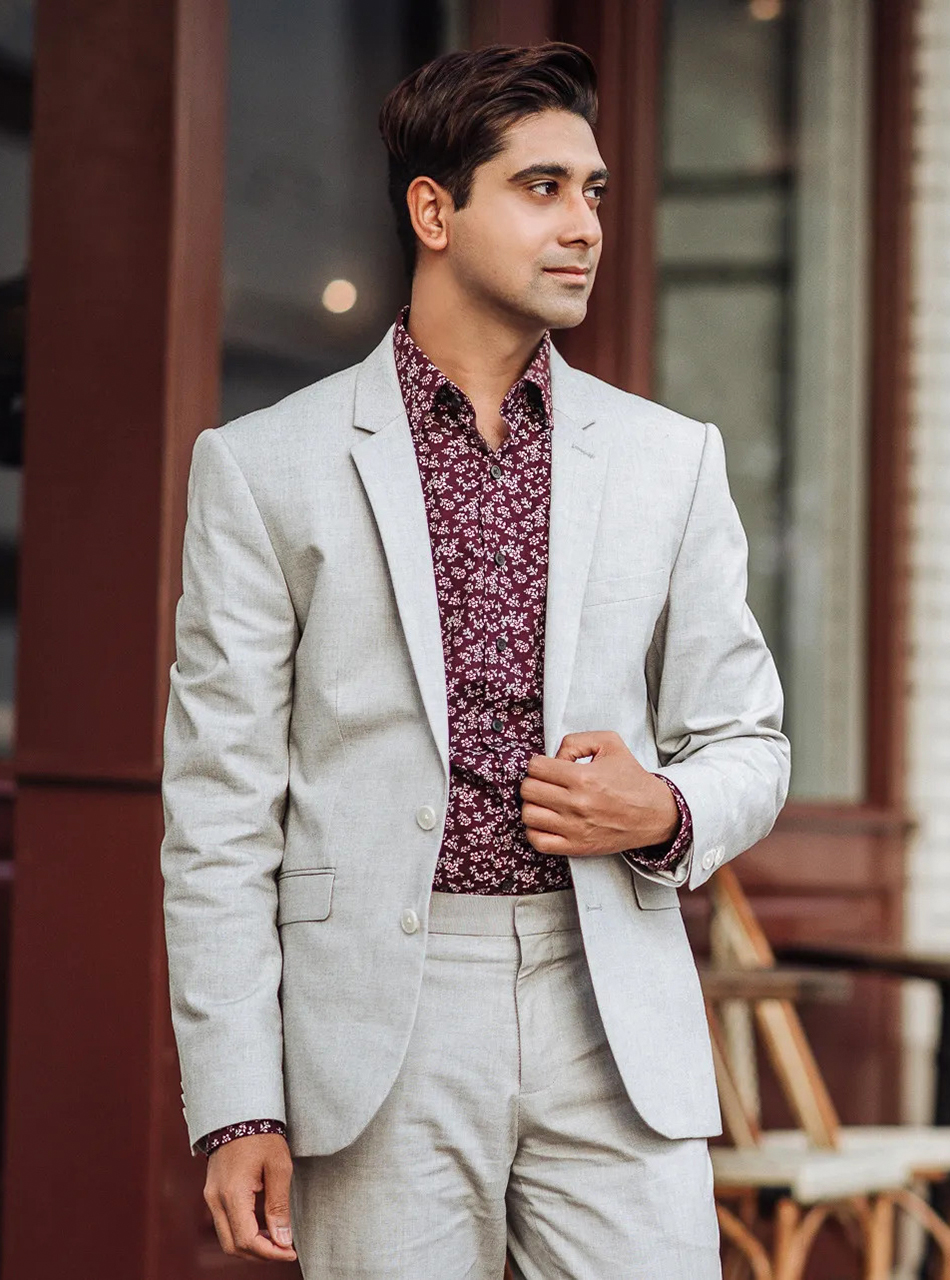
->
xmin=161 ymin=322 xmax=791 ymax=1157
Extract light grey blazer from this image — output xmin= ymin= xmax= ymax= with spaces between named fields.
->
xmin=161 ymin=322 xmax=790 ymax=1157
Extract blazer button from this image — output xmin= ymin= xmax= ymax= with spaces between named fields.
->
xmin=415 ymin=805 xmax=437 ymax=830
xmin=401 ymin=909 xmax=420 ymax=935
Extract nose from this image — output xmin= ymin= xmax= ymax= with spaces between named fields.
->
xmin=559 ymin=190 xmax=603 ymax=250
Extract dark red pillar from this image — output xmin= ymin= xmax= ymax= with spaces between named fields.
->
xmin=1 ymin=3 xmax=234 ymax=1275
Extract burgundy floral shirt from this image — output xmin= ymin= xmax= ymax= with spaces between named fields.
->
xmin=195 ymin=305 xmax=692 ymax=1156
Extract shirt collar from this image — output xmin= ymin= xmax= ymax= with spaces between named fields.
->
xmin=392 ymin=303 xmax=553 ymax=432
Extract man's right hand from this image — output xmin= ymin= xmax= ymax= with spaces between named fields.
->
xmin=203 ymin=1132 xmax=297 ymax=1262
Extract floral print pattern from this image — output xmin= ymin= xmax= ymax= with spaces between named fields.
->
xmin=393 ymin=305 xmax=691 ymax=891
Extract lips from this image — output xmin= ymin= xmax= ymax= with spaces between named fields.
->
xmin=544 ymin=267 xmax=589 ymax=277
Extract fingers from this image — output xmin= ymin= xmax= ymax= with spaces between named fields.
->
xmin=529 ymin=733 xmax=622 ymax=781
xmin=526 ymin=753 xmax=576 ymax=783
xmin=225 ymin=1183 xmax=295 ymax=1261
xmin=204 ymin=1135 xmax=298 ymax=1263
xmin=520 ymin=801 xmax=569 ymax=834
xmin=519 ymin=774 xmax=571 ymax=809
xmin=206 ymin=1193 xmax=237 ymax=1257
xmin=552 ymin=729 xmax=621 ymax=762
xmin=524 ymin=826 xmax=572 ymax=855
xmin=263 ymin=1146 xmax=296 ymax=1255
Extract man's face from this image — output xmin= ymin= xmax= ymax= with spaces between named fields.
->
xmin=445 ymin=109 xmax=606 ymax=330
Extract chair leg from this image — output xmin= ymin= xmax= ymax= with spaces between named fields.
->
xmin=833 ymin=1196 xmax=874 ymax=1255
xmin=772 ymin=1197 xmax=800 ymax=1278
xmin=774 ymin=1201 xmax=836 ymax=1280
xmin=890 ymin=1188 xmax=950 ymax=1280
xmin=864 ymin=1194 xmax=896 ymax=1280
xmin=717 ymin=1201 xmax=774 ymax=1280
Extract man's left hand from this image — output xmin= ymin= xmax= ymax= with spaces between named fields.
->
xmin=519 ymin=730 xmax=679 ymax=857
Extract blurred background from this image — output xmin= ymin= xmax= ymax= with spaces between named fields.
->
xmin=0 ymin=0 xmax=944 ymax=1275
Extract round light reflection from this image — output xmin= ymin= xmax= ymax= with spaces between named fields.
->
xmin=749 ymin=0 xmax=782 ymax=18
xmin=322 ymin=278 xmax=358 ymax=314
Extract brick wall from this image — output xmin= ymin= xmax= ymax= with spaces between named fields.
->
xmin=903 ymin=0 xmax=950 ymax=1131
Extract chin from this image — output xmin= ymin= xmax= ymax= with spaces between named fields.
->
xmin=502 ymin=285 xmax=589 ymax=332
xmin=544 ymin=298 xmax=589 ymax=331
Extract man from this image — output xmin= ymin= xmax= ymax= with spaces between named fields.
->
xmin=161 ymin=40 xmax=790 ymax=1280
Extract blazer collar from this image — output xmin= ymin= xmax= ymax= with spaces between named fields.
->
xmin=352 ymin=321 xmax=596 ymax=435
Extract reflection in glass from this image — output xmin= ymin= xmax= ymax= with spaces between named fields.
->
xmin=656 ymin=0 xmax=871 ymax=801
xmin=222 ymin=0 xmax=467 ymax=423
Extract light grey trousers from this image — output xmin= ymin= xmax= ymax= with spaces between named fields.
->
xmin=290 ymin=889 xmax=721 ymax=1279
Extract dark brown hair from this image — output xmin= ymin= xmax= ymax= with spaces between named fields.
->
xmin=378 ymin=42 xmax=598 ymax=279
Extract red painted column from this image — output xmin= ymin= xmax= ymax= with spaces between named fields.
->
xmin=0 ymin=3 xmax=238 ymax=1275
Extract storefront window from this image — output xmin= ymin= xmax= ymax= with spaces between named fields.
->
xmin=656 ymin=0 xmax=871 ymax=801
xmin=222 ymin=0 xmax=468 ymax=423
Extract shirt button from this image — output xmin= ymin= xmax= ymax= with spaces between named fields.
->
xmin=496 ymin=636 xmax=507 ymax=652
xmin=702 ymin=851 xmax=715 ymax=871
xmin=494 ymin=548 xmax=506 ymax=566
xmin=400 ymin=909 xmax=420 ymax=935
xmin=491 ymin=717 xmax=504 ymax=732
xmin=415 ymin=805 xmax=437 ymax=830
xmin=490 ymin=464 xmax=503 ymax=479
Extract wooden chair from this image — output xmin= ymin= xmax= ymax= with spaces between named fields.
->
xmin=707 ymin=865 xmax=950 ymax=1280
xmin=771 ymin=940 xmax=950 ymax=1278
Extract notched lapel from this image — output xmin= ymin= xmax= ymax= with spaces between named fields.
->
xmin=347 ymin=329 xmax=609 ymax=778
xmin=350 ymin=329 xmax=450 ymax=782
xmin=543 ymin=402 xmax=609 ymax=758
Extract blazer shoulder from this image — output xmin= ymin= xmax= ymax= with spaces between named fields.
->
xmin=213 ymin=362 xmax=360 ymax=466
xmin=566 ymin=365 xmax=709 ymax=466
xmin=577 ymin=367 xmax=706 ymax=438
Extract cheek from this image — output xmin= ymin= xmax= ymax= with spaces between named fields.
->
xmin=454 ymin=208 xmax=539 ymax=280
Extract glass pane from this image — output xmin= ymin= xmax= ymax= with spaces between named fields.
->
xmin=658 ymin=282 xmax=785 ymax=651
xmin=0 ymin=0 xmax=32 ymax=758
xmin=656 ymin=0 xmax=871 ymax=802
xmin=223 ymin=0 xmax=468 ymax=423
xmin=663 ymin=0 xmax=790 ymax=177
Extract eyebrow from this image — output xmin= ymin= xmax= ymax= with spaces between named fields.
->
xmin=507 ymin=162 xmax=610 ymax=187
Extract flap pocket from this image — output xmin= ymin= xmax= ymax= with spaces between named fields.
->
xmin=583 ymin=568 xmax=669 ymax=608
xmin=277 ymin=869 xmax=335 ymax=925
xmin=632 ymin=871 xmax=681 ymax=911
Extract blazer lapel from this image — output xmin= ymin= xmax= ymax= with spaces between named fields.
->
xmin=350 ymin=326 xmax=450 ymax=783
xmin=543 ymin=343 xmax=610 ymax=757
xmin=349 ymin=326 xmax=610 ymax=782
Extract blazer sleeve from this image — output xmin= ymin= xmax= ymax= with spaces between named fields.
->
xmin=625 ymin=420 xmax=791 ymax=892
xmin=161 ymin=426 xmax=299 ymax=1150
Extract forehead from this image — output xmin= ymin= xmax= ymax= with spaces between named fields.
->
xmin=492 ymin=109 xmax=604 ymax=173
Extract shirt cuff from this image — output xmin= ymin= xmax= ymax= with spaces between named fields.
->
xmin=621 ymin=775 xmax=693 ymax=873
xmin=195 ymin=1118 xmax=287 ymax=1157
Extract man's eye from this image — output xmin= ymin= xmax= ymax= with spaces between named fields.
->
xmin=529 ymin=181 xmax=558 ymax=196
xmin=586 ymin=185 xmax=606 ymax=201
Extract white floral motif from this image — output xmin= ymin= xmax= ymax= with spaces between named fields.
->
xmin=393 ymin=305 xmax=570 ymax=894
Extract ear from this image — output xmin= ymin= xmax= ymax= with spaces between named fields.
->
xmin=405 ymin=176 xmax=452 ymax=255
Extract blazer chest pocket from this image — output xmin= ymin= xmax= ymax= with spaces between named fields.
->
xmin=632 ymin=871 xmax=680 ymax=911
xmin=277 ymin=869 xmax=335 ymax=925
xmin=583 ymin=568 xmax=669 ymax=609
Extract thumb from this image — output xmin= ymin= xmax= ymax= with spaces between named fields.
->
xmin=263 ymin=1148 xmax=295 ymax=1251
xmin=555 ymin=730 xmax=609 ymax=761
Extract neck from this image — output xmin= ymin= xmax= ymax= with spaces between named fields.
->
xmin=406 ymin=270 xmax=547 ymax=412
